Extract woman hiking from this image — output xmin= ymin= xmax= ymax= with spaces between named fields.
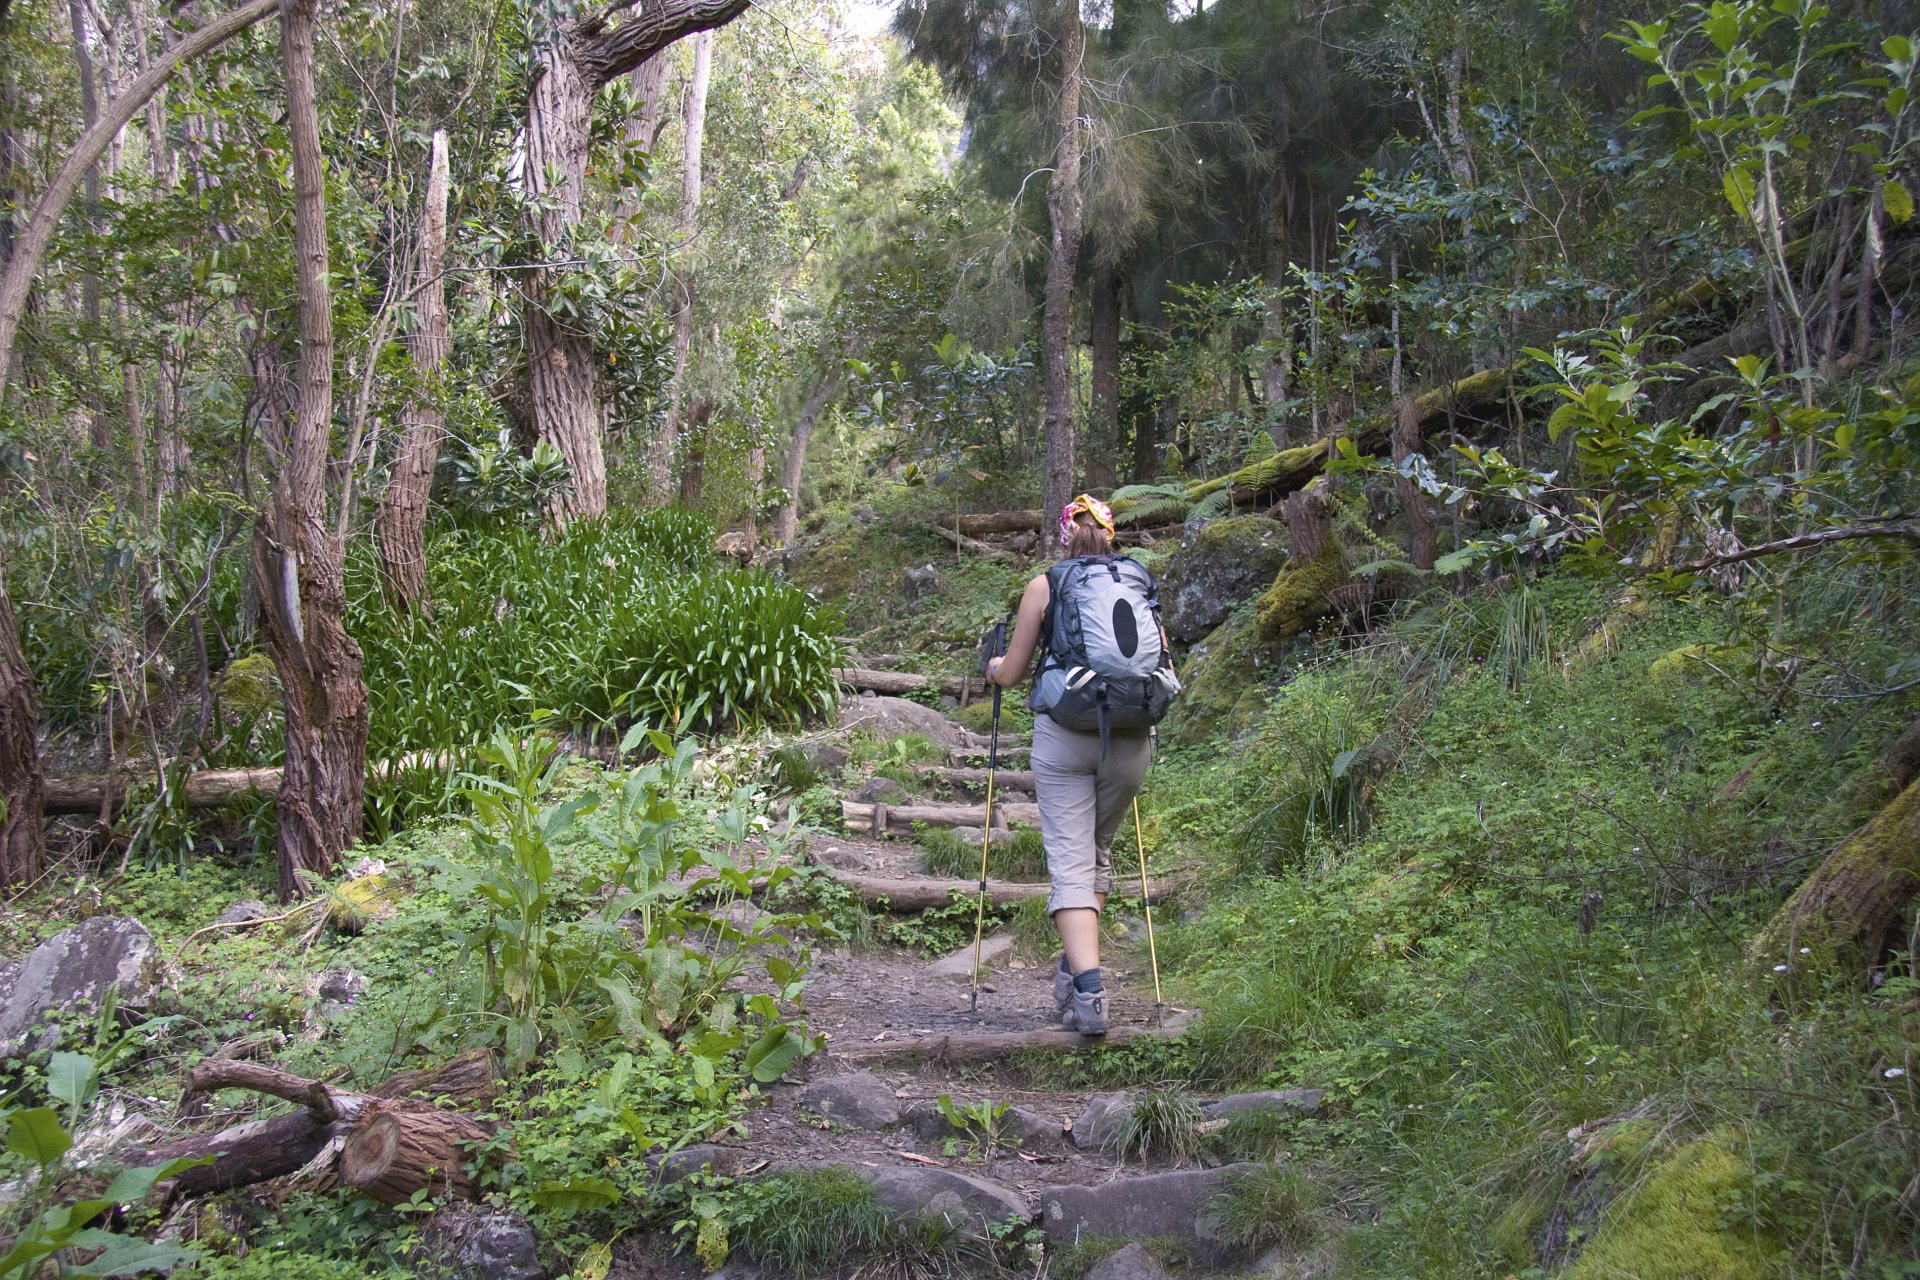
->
xmin=985 ymin=494 xmax=1178 ymax=1035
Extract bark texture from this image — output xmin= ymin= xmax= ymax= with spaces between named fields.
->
xmin=340 ymin=1102 xmax=492 ymax=1205
xmin=377 ymin=130 xmax=451 ymax=609
xmin=1391 ymin=396 xmax=1438 ymax=570
xmin=1751 ymin=781 xmax=1920 ymax=973
xmin=0 ymin=561 xmax=42 ymax=889
xmin=1040 ymin=0 xmax=1085 ymax=521
xmin=1087 ymin=266 xmax=1121 ymax=488
xmin=254 ymin=0 xmax=369 ymax=902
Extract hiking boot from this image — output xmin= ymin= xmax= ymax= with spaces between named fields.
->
xmin=1062 ymin=989 xmax=1108 ymax=1036
xmin=1053 ymin=958 xmax=1074 ymax=1012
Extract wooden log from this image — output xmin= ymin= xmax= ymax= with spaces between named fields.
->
xmin=929 ymin=524 xmax=1017 ymax=562
xmin=948 ymin=744 xmax=1031 ymax=763
xmin=371 ymin=1050 xmax=499 ymax=1108
xmin=841 ymin=799 xmax=1041 ymax=835
xmin=339 ymin=1101 xmax=494 ymax=1206
xmin=833 ymin=1022 xmax=1184 ymax=1065
xmin=43 ymin=766 xmax=284 ymax=814
xmin=144 ymin=1110 xmax=346 ymax=1200
xmin=915 ymin=766 xmax=1038 ymax=791
xmin=933 ymin=510 xmax=1044 ymax=536
xmin=836 ymin=667 xmax=986 ymax=699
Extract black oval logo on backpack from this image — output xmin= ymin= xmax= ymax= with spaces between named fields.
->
xmin=1113 ymin=601 xmax=1139 ymax=657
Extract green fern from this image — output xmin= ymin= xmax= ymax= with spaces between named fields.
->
xmin=1116 ymin=497 xmax=1191 ymax=527
xmin=1111 ymin=483 xmax=1187 ymax=502
xmin=1188 ymin=489 xmax=1236 ymax=523
xmin=1244 ymin=431 xmax=1278 ymax=465
xmin=1347 ymin=557 xmax=1431 ymax=578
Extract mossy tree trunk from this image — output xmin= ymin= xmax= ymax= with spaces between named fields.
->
xmin=1039 ymin=0 xmax=1084 ymax=521
xmin=1751 ymin=781 xmax=1920 ymax=974
xmin=1392 ymin=396 xmax=1438 ymax=570
xmin=0 ymin=561 xmax=42 ymax=889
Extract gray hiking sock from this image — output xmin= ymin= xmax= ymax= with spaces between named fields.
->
xmin=1072 ymin=967 xmax=1104 ymax=995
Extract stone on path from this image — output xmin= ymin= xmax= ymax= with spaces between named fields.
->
xmin=1070 ymin=1092 xmax=1133 ymax=1152
xmin=835 ymin=695 xmax=963 ymax=747
xmin=0 ymin=917 xmax=164 ymax=1054
xmin=215 ymin=899 xmax=272 ymax=927
xmin=950 ymin=825 xmax=1012 ymax=848
xmin=793 ymin=1070 xmax=901 ymax=1130
xmin=1203 ymin=1089 xmax=1326 ymax=1121
xmin=855 ymin=775 xmax=910 ymax=805
xmin=1039 ymin=1164 xmax=1264 ymax=1269
xmin=411 ymin=1203 xmax=544 ymax=1280
xmin=867 ymin=1165 xmax=1026 ymax=1240
xmin=923 ymin=931 xmax=1015 ymax=980
xmin=1083 ymin=1242 xmax=1175 ymax=1280
xmin=646 ymin=1143 xmax=752 ymax=1186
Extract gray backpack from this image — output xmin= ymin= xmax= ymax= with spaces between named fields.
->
xmin=1032 ymin=554 xmax=1181 ymax=750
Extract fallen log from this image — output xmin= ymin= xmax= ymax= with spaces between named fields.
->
xmin=929 ymin=524 xmax=1018 ymax=562
xmin=836 ymin=667 xmax=986 ymax=699
xmin=933 ymin=510 xmax=1044 ymax=536
xmin=842 ymin=799 xmax=1042 ymax=836
xmin=340 ymin=1101 xmax=492 ymax=1205
xmin=833 ymin=1022 xmax=1184 ymax=1065
xmin=43 ymin=766 xmax=284 ymax=815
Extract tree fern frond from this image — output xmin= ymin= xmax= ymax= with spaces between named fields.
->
xmin=1112 ymin=483 xmax=1187 ymax=502
xmin=1188 ymin=489 xmax=1236 ymax=522
xmin=1116 ymin=497 xmax=1191 ymax=527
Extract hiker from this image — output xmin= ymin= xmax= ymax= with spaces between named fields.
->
xmin=985 ymin=495 xmax=1178 ymax=1035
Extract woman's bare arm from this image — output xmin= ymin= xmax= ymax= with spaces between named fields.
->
xmin=987 ymin=575 xmax=1050 ymax=688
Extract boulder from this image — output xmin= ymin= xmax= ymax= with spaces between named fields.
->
xmin=314 ymin=967 xmax=368 ymax=1018
xmin=867 ymin=1165 xmax=1028 ymax=1240
xmin=854 ymin=775 xmax=910 ymax=805
xmin=800 ymin=741 xmax=850 ymax=772
xmin=1202 ymin=1089 xmax=1326 ymax=1121
xmin=0 ymin=918 xmax=164 ymax=1054
xmin=1038 ymin=1164 xmax=1263 ymax=1269
xmin=1070 ymin=1092 xmax=1133 ymax=1152
xmin=215 ymin=899 xmax=273 ymax=927
xmin=793 ymin=1070 xmax=901 ymax=1130
xmin=411 ymin=1203 xmax=544 ymax=1280
xmin=903 ymin=564 xmax=943 ymax=604
xmin=834 ymin=695 xmax=963 ymax=747
xmin=1160 ymin=608 xmax=1279 ymax=747
xmin=1158 ymin=517 xmax=1290 ymax=643
xmin=1084 ymin=1242 xmax=1174 ymax=1280
xmin=646 ymin=1143 xmax=752 ymax=1186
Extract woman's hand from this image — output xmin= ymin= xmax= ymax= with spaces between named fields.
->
xmin=986 ymin=656 xmax=1004 ymax=682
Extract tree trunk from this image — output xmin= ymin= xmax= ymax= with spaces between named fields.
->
xmin=1751 ymin=781 xmax=1920 ymax=975
xmin=1391 ymin=396 xmax=1437 ymax=570
xmin=66 ymin=0 xmax=108 ymax=451
xmin=525 ymin=39 xmax=607 ymax=524
xmin=651 ymin=29 xmax=714 ymax=505
xmin=0 ymin=0 xmax=281 ymax=396
xmin=771 ymin=370 xmax=838 ymax=545
xmin=1087 ymin=266 xmax=1121 ymax=489
xmin=377 ymin=130 xmax=450 ymax=610
xmin=0 ymin=556 xmax=42 ymax=890
xmin=254 ymin=0 xmax=369 ymax=903
xmin=1040 ymin=0 xmax=1085 ymax=520
xmin=677 ymin=400 xmax=711 ymax=506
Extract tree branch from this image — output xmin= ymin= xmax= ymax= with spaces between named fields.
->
xmin=572 ymin=0 xmax=750 ymax=89
xmin=1658 ymin=522 xmax=1920 ymax=577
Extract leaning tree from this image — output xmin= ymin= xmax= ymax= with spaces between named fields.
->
xmin=523 ymin=0 xmax=750 ymax=523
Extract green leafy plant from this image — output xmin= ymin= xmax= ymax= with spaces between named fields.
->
xmin=0 ymin=1051 xmax=205 ymax=1280
xmin=934 ymin=1095 xmax=1019 ymax=1161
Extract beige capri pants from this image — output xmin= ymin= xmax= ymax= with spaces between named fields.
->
xmin=1031 ymin=714 xmax=1153 ymax=916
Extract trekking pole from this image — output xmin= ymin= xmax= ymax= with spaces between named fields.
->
xmin=969 ymin=620 xmax=1008 ymax=1014
xmin=1131 ymin=796 xmax=1166 ymax=1028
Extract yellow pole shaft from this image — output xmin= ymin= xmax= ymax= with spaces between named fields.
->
xmin=969 ymin=686 xmax=1002 ymax=1006
xmin=1132 ymin=796 xmax=1164 ymax=1010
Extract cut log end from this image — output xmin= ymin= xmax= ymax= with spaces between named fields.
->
xmin=339 ymin=1103 xmax=492 ymax=1206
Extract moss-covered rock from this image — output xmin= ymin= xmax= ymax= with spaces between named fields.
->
xmin=1566 ymin=1128 xmax=1782 ymax=1280
xmin=1647 ymin=642 xmax=1745 ymax=685
xmin=1163 ymin=606 xmax=1282 ymax=745
xmin=1253 ymin=545 xmax=1344 ymax=643
xmin=217 ymin=652 xmax=280 ymax=717
xmin=1159 ymin=516 xmax=1290 ymax=643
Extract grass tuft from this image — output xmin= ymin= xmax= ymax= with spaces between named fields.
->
xmin=1207 ymin=1163 xmax=1322 ymax=1254
xmin=1110 ymin=1088 xmax=1204 ymax=1164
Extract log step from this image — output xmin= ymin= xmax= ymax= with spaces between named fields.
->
xmin=814 ymin=864 xmax=1144 ymax=912
xmin=842 ymin=799 xmax=1041 ymax=837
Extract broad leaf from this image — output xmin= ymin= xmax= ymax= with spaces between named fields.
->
xmin=7 ymin=1106 xmax=71 ymax=1167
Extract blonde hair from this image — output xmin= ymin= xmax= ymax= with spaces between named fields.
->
xmin=1065 ymin=516 xmax=1114 ymax=559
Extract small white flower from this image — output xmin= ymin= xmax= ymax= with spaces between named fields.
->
xmin=1885 ymin=1068 xmax=1907 ymax=1079
xmin=1799 ymin=947 xmax=1811 ymax=955
xmin=1774 ymin=964 xmax=1790 ymax=972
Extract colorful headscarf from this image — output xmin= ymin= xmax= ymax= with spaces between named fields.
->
xmin=1059 ymin=494 xmax=1117 ymax=547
